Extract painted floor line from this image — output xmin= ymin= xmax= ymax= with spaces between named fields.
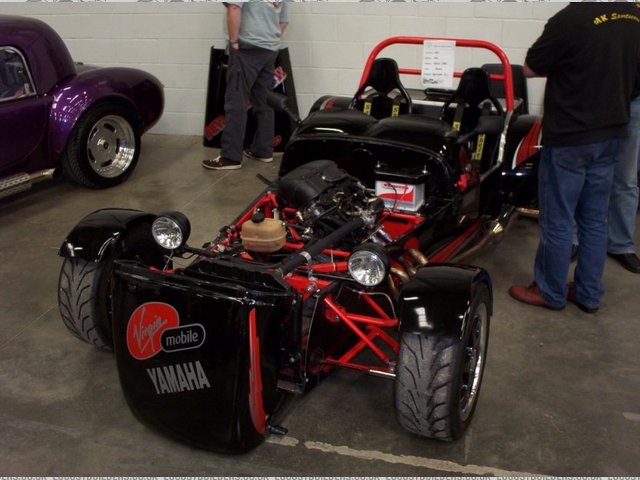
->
xmin=622 ymin=412 xmax=640 ymax=422
xmin=266 ymin=436 xmax=545 ymax=477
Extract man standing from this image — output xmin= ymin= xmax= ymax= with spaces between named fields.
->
xmin=203 ymin=2 xmax=288 ymax=170
xmin=509 ymin=4 xmax=640 ymax=313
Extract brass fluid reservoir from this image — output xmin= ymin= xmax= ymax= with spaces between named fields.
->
xmin=240 ymin=212 xmax=287 ymax=253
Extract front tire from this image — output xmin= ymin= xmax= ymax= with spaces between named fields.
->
xmin=62 ymin=103 xmax=140 ymax=189
xmin=58 ymin=223 xmax=168 ymax=350
xmin=394 ymin=284 xmax=490 ymax=441
xmin=58 ymin=257 xmax=112 ymax=350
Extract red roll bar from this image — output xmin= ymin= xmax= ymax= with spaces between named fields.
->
xmin=359 ymin=36 xmax=515 ymax=112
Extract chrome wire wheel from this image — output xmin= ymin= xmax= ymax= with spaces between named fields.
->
xmin=459 ymin=300 xmax=488 ymax=422
xmin=86 ymin=115 xmax=136 ymax=178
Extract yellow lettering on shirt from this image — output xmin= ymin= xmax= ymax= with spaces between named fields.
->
xmin=593 ymin=14 xmax=608 ymax=25
xmin=594 ymin=12 xmax=640 ymax=25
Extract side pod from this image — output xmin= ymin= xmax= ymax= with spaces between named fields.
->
xmin=398 ymin=264 xmax=493 ymax=338
xmin=58 ymin=208 xmax=156 ymax=261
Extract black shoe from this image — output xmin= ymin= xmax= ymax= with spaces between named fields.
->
xmin=608 ymin=252 xmax=640 ymax=274
xmin=202 ymin=156 xmax=242 ymax=170
xmin=566 ymin=282 xmax=599 ymax=314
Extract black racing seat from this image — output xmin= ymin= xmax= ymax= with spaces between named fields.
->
xmin=351 ymin=58 xmax=412 ymax=120
xmin=481 ymin=63 xmax=529 ymax=114
xmin=441 ymin=67 xmax=504 ymax=134
xmin=441 ymin=68 xmax=505 ymax=175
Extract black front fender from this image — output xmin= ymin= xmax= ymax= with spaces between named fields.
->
xmin=399 ymin=264 xmax=492 ymax=338
xmin=59 ymin=208 xmax=156 ymax=261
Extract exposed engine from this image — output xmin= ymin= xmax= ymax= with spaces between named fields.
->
xmin=275 ymin=160 xmax=384 ymax=246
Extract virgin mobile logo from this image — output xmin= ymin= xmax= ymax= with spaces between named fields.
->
xmin=127 ymin=302 xmax=179 ymax=360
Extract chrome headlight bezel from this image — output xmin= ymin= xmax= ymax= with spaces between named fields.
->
xmin=151 ymin=212 xmax=191 ymax=250
xmin=348 ymin=244 xmax=390 ymax=287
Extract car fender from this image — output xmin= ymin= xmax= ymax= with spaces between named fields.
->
xmin=398 ymin=264 xmax=492 ymax=338
xmin=500 ymin=114 xmax=541 ymax=207
xmin=59 ymin=208 xmax=157 ymax=262
xmin=48 ymin=67 xmax=164 ymax=160
xmin=309 ymin=94 xmax=351 ymax=113
xmin=503 ymin=114 xmax=542 ymax=171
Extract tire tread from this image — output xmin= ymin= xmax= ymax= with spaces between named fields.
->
xmin=58 ymin=258 xmax=111 ymax=350
xmin=395 ymin=333 xmax=459 ymax=441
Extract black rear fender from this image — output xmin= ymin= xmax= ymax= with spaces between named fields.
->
xmin=503 ymin=114 xmax=541 ymax=172
xmin=308 ymin=95 xmax=351 ymax=114
xmin=58 ymin=208 xmax=157 ymax=262
xmin=500 ymin=114 xmax=541 ymax=207
xmin=399 ymin=264 xmax=492 ymax=338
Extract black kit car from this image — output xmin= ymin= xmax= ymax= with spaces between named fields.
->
xmin=57 ymin=37 xmax=541 ymax=453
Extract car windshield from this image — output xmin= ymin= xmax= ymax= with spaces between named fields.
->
xmin=0 ymin=47 xmax=35 ymax=103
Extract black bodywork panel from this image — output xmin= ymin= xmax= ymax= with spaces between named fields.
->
xmin=111 ymin=260 xmax=295 ymax=453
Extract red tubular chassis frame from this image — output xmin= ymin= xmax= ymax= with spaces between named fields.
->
xmin=214 ymin=189 xmax=481 ymax=378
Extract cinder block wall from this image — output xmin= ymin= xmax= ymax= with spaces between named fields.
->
xmin=2 ymin=2 xmax=564 ymax=136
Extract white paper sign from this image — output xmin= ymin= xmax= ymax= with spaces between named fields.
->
xmin=421 ymin=40 xmax=456 ymax=89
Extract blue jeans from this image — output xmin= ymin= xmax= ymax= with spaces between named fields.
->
xmin=535 ymin=140 xmax=620 ymax=309
xmin=608 ymin=96 xmax=640 ymax=254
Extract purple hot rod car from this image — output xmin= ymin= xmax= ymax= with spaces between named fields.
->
xmin=0 ymin=15 xmax=164 ymax=199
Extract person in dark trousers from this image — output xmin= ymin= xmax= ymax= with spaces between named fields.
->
xmin=509 ymin=4 xmax=640 ymax=313
xmin=607 ymin=90 xmax=640 ymax=274
xmin=202 ymin=2 xmax=288 ymax=170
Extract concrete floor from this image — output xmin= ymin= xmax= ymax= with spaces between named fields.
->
xmin=1 ymin=133 xmax=639 ymax=476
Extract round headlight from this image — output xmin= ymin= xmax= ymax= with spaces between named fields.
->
xmin=151 ymin=212 xmax=191 ymax=250
xmin=348 ymin=244 xmax=390 ymax=287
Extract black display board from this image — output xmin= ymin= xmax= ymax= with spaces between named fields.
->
xmin=203 ymin=47 xmax=299 ymax=152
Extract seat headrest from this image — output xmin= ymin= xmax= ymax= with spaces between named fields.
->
xmin=454 ymin=68 xmax=493 ymax=107
xmin=363 ymin=58 xmax=404 ymax=96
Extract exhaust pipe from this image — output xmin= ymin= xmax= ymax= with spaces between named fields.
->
xmin=449 ymin=205 xmax=519 ymax=264
xmin=0 ymin=169 xmax=56 ymax=200
xmin=516 ymin=207 xmax=539 ymax=219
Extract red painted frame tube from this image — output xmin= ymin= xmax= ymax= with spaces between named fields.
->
xmin=324 ymin=297 xmax=391 ymax=364
xmin=328 ymin=324 xmax=397 ymax=371
xmin=285 ymin=274 xmax=331 ymax=301
xmin=360 ymin=292 xmax=394 ymax=321
xmin=359 ymin=36 xmax=514 ymax=112
xmin=299 ymin=262 xmax=349 ymax=273
xmin=284 ymin=242 xmax=351 ymax=258
xmin=343 ymin=312 xmax=397 ymax=329
xmin=235 ymin=193 xmax=280 ymax=228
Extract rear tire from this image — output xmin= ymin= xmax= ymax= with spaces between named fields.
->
xmin=394 ymin=284 xmax=490 ymax=441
